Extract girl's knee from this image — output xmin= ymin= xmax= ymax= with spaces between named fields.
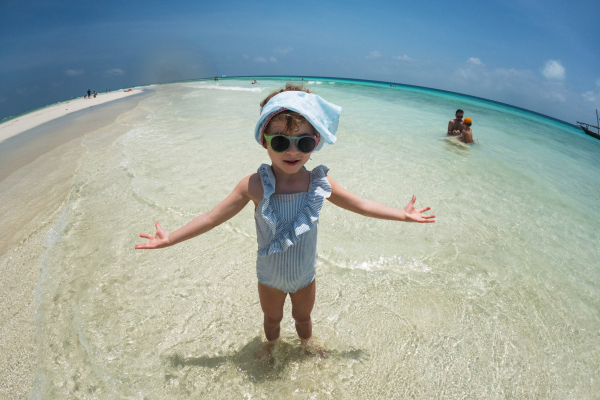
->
xmin=264 ymin=314 xmax=283 ymax=327
xmin=291 ymin=312 xmax=311 ymax=326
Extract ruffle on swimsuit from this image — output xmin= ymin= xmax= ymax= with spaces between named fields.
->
xmin=256 ymin=164 xmax=331 ymax=257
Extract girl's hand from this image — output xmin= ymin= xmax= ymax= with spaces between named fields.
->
xmin=403 ymin=195 xmax=435 ymax=223
xmin=135 ymin=222 xmax=171 ymax=249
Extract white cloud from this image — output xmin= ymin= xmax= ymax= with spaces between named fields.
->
xmin=494 ymin=68 xmax=530 ymax=79
xmin=468 ymin=57 xmax=483 ymax=65
xmin=254 ymin=57 xmax=267 ymax=63
xmin=64 ymin=69 xmax=84 ymax=76
xmin=596 ymin=78 xmax=600 ymax=88
xmin=106 ymin=68 xmax=125 ymax=76
xmin=243 ymin=55 xmax=250 ymax=59
xmin=450 ymin=62 xmax=580 ymax=122
xmin=542 ymin=60 xmax=565 ymax=81
xmin=269 ymin=57 xmax=277 ymax=63
xmin=274 ymin=47 xmax=292 ymax=54
xmin=366 ymin=51 xmax=381 ymax=59
xmin=409 ymin=59 xmax=591 ymax=122
xmin=582 ymin=91 xmax=596 ymax=102
xmin=543 ymin=87 xmax=566 ymax=102
xmin=393 ymin=55 xmax=413 ymax=61
xmin=456 ymin=67 xmax=478 ymax=80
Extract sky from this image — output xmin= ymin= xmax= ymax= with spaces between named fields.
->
xmin=1 ymin=0 xmax=599 ymax=124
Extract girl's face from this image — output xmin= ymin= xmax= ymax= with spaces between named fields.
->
xmin=264 ymin=119 xmax=316 ymax=174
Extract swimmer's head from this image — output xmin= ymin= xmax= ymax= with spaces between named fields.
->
xmin=463 ymin=117 xmax=472 ymax=126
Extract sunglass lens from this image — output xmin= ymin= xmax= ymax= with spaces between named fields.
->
xmin=270 ymin=136 xmax=290 ymax=152
xmin=297 ymin=137 xmax=316 ymax=153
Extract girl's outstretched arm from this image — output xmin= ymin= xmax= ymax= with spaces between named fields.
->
xmin=327 ymin=176 xmax=435 ymax=223
xmin=135 ymin=174 xmax=262 ymax=249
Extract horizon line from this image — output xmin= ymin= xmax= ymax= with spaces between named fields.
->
xmin=1 ymin=75 xmax=583 ymax=131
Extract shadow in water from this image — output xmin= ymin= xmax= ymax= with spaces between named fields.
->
xmin=163 ymin=336 xmax=367 ymax=383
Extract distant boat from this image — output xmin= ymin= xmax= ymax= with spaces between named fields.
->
xmin=576 ymin=109 xmax=600 ymax=140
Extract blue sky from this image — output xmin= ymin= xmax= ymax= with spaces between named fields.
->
xmin=1 ymin=0 xmax=599 ymax=124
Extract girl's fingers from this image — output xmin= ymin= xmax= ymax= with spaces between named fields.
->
xmin=139 ymin=234 xmax=153 ymax=239
xmin=135 ymin=241 xmax=159 ymax=249
xmin=418 ymin=206 xmax=431 ymax=213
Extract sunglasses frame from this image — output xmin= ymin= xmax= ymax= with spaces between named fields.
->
xmin=263 ymin=133 xmax=320 ymax=154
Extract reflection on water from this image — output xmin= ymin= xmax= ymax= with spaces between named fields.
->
xmin=25 ymin=79 xmax=600 ymax=398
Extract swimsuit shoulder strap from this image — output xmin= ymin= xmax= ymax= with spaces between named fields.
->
xmin=257 ymin=163 xmax=275 ymax=199
xmin=308 ymin=165 xmax=332 ymax=200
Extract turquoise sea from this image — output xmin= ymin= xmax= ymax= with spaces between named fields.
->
xmin=14 ymin=77 xmax=600 ymax=398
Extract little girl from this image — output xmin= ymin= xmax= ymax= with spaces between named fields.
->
xmin=136 ymin=83 xmax=435 ymax=355
xmin=460 ymin=117 xmax=474 ymax=144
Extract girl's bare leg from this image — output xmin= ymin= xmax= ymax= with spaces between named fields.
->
xmin=255 ymin=282 xmax=287 ymax=359
xmin=257 ymin=282 xmax=287 ymax=341
xmin=289 ymin=279 xmax=316 ymax=340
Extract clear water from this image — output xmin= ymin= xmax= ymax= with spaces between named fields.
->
xmin=30 ymin=78 xmax=600 ymax=398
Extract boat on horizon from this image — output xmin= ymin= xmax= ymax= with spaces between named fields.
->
xmin=576 ymin=109 xmax=600 ymax=140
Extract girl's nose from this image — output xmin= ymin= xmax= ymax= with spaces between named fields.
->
xmin=286 ymin=139 xmax=299 ymax=153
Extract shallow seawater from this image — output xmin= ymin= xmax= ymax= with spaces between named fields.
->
xmin=29 ymin=78 xmax=600 ymax=398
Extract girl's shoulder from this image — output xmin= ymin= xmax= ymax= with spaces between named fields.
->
xmin=248 ymin=172 xmax=264 ymax=198
xmin=247 ymin=172 xmax=262 ymax=187
xmin=234 ymin=173 xmax=263 ymax=205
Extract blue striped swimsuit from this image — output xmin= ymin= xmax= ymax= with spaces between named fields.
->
xmin=255 ymin=164 xmax=331 ymax=293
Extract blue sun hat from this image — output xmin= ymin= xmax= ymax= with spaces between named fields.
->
xmin=254 ymin=91 xmax=342 ymax=152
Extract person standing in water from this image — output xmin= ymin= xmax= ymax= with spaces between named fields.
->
xmin=135 ymin=83 xmax=435 ymax=357
xmin=448 ymin=109 xmax=464 ymax=135
xmin=460 ymin=117 xmax=474 ymax=144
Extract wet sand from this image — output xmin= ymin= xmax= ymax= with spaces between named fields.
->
xmin=0 ymin=89 xmax=144 ymax=144
xmin=0 ymin=90 xmax=148 ymax=183
xmin=0 ymin=88 xmax=153 ymax=399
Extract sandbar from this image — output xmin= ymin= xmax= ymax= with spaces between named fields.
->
xmin=0 ymin=89 xmax=150 ymax=183
xmin=0 ymin=89 xmax=143 ymax=144
xmin=0 ymin=88 xmax=150 ymax=398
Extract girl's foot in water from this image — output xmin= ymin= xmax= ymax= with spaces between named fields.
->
xmin=300 ymin=337 xmax=326 ymax=357
xmin=254 ymin=340 xmax=277 ymax=359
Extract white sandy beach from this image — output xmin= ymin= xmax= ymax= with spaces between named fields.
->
xmin=0 ymin=89 xmax=142 ymax=143
xmin=0 ymin=88 xmax=146 ymax=399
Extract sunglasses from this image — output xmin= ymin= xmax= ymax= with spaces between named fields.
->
xmin=263 ymin=134 xmax=319 ymax=153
